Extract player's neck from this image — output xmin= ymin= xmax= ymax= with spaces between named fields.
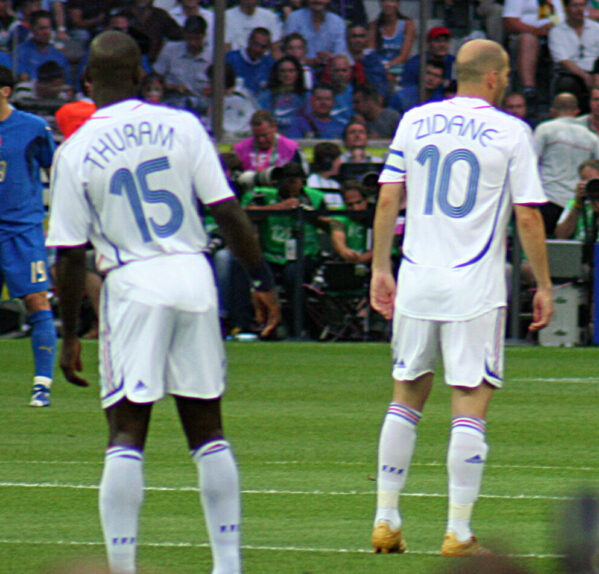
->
xmin=455 ymin=89 xmax=493 ymax=106
xmin=0 ymin=101 xmax=12 ymax=121
xmin=93 ymin=88 xmax=138 ymax=109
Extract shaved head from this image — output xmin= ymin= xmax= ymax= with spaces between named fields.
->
xmin=88 ymin=31 xmax=141 ymax=89
xmin=456 ymin=39 xmax=508 ymax=85
xmin=551 ymin=92 xmax=579 ymax=113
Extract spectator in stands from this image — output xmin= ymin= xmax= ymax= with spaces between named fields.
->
xmin=548 ymin=0 xmax=599 ymax=114
xmin=330 ymin=179 xmax=372 ymax=264
xmin=0 ymin=0 xmax=15 ymax=52
xmin=389 ymin=59 xmax=445 ymax=115
xmin=555 ymin=158 xmax=599 ymax=240
xmin=328 ymin=54 xmax=354 ymax=125
xmin=503 ymin=0 xmax=565 ymax=107
xmin=8 ymin=0 xmax=40 ymax=49
xmin=346 ymin=22 xmax=388 ymax=101
xmin=139 ymin=72 xmax=165 ymax=104
xmin=307 ymin=141 xmax=343 ymax=205
xmin=535 ymin=92 xmax=599 ymax=235
xmin=367 ymin=0 xmax=415 ymax=84
xmin=282 ymin=32 xmax=315 ymax=90
xmin=291 ymin=83 xmax=345 ymax=139
xmin=328 ymin=0 xmax=367 ymax=24
xmin=153 ymin=15 xmax=211 ymax=115
xmin=401 ymin=26 xmax=455 ymax=90
xmin=284 ymin=0 xmax=347 ymax=68
xmin=17 ymin=10 xmax=71 ymax=85
xmin=476 ymin=0 xmax=504 ymax=43
xmin=233 ymin=109 xmax=306 ymax=172
xmin=257 ymin=54 xmax=309 ymax=138
xmin=352 ymin=82 xmax=400 ymax=139
xmin=124 ymin=0 xmax=183 ymax=63
xmin=575 ymin=85 xmax=599 ymax=133
xmin=54 ymin=66 xmax=95 ymax=138
xmin=206 ymin=62 xmax=258 ymax=137
xmin=75 ymin=10 xmax=153 ymax=93
xmin=169 ymin=0 xmax=214 ymax=60
xmin=340 ymin=117 xmax=384 ymax=164
xmin=225 ymin=0 xmax=283 ymax=58
xmin=226 ymin=26 xmax=275 ymax=98
xmin=504 ymin=90 xmax=528 ymax=119
xmin=13 ymin=59 xmax=72 ymax=103
xmin=66 ymin=1 xmax=108 ymax=46
xmin=43 ymin=0 xmax=68 ymax=45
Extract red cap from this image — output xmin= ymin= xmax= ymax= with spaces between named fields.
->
xmin=427 ymin=26 xmax=451 ymax=40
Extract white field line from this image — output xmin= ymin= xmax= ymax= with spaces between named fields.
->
xmin=510 ymin=377 xmax=599 ymax=383
xmin=0 ymin=481 xmax=577 ymax=501
xmin=1 ymin=460 xmax=597 ymax=472
xmin=0 ymin=538 xmax=562 ymax=559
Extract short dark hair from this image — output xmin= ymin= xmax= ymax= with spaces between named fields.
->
xmin=183 ymin=15 xmax=207 ymax=35
xmin=30 ymin=10 xmax=52 ymax=27
xmin=353 ymin=83 xmax=380 ymax=101
xmin=207 ymin=62 xmax=236 ymax=91
xmin=0 ymin=65 xmax=15 ymax=89
xmin=280 ymin=161 xmax=305 ymax=180
xmin=37 ymin=60 xmax=65 ymax=83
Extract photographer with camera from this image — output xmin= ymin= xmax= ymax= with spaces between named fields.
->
xmin=232 ymin=109 xmax=307 ymax=173
xmin=242 ymin=161 xmax=331 ymax=337
xmin=555 ymin=159 xmax=599 ymax=241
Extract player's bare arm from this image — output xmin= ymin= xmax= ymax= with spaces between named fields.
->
xmin=370 ymin=182 xmax=404 ymax=320
xmin=210 ymin=198 xmax=281 ymax=337
xmin=56 ymin=246 xmax=90 ymax=387
xmin=514 ymin=204 xmax=554 ymax=331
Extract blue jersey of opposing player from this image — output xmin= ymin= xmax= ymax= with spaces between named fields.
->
xmin=0 ymin=109 xmax=56 ymax=241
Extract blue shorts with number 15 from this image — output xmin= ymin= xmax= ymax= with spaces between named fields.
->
xmin=0 ymin=224 xmax=51 ymax=298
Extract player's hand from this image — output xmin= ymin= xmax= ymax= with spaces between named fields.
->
xmin=60 ymin=336 xmax=90 ymax=387
xmin=370 ymin=270 xmax=396 ymax=320
xmin=251 ymin=289 xmax=281 ymax=339
xmin=529 ymin=286 xmax=553 ymax=332
xmin=575 ymin=180 xmax=587 ymax=203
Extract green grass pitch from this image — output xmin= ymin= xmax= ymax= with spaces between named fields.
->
xmin=1 ymin=340 xmax=598 ymax=573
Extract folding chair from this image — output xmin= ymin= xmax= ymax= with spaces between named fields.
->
xmin=303 ymin=261 xmax=370 ymax=341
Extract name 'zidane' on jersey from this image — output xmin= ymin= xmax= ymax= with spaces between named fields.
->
xmin=379 ymin=97 xmax=546 ymax=320
xmin=47 ymin=101 xmax=234 ymax=273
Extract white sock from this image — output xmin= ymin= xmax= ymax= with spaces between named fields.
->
xmin=192 ymin=440 xmax=241 ymax=574
xmin=99 ymin=447 xmax=144 ymax=574
xmin=374 ymin=403 xmax=422 ymax=530
xmin=446 ymin=417 xmax=488 ymax=542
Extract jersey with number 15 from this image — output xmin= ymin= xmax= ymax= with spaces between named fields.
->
xmin=46 ymin=100 xmax=235 ymax=273
xmin=379 ymin=96 xmax=547 ymax=321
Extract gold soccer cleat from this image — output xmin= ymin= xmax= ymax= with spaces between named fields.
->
xmin=371 ymin=522 xmax=407 ymax=554
xmin=441 ymin=532 xmax=489 ymax=557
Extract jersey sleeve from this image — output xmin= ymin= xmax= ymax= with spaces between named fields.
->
xmin=508 ymin=125 xmax=547 ymax=205
xmin=37 ymin=120 xmax=56 ymax=168
xmin=189 ymin=119 xmax=236 ymax=206
xmin=378 ymin=120 xmax=406 ymax=184
xmin=46 ymin=145 xmax=92 ymax=247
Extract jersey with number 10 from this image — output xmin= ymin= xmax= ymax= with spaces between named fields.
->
xmin=379 ymin=96 xmax=546 ymax=320
xmin=46 ymin=100 xmax=235 ymax=272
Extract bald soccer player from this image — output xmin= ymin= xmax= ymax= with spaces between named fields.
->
xmin=369 ymin=39 xmax=553 ymax=557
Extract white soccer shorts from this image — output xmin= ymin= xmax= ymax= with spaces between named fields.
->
xmin=391 ymin=307 xmax=506 ymax=388
xmin=98 ymin=255 xmax=226 ymax=409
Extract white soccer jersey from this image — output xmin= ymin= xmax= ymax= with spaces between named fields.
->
xmin=46 ymin=100 xmax=235 ymax=273
xmin=379 ymin=96 xmax=546 ymax=320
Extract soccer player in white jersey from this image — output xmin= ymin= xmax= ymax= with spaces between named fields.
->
xmin=369 ymin=39 xmax=554 ymax=556
xmin=46 ymin=31 xmax=280 ymax=574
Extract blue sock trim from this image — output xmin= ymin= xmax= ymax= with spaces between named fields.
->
xmin=29 ymin=309 xmax=57 ymax=379
xmin=191 ymin=439 xmax=230 ymax=461
xmin=387 ymin=403 xmax=422 ymax=426
xmin=105 ymin=446 xmax=144 ymax=462
xmin=451 ymin=416 xmax=486 ymax=436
